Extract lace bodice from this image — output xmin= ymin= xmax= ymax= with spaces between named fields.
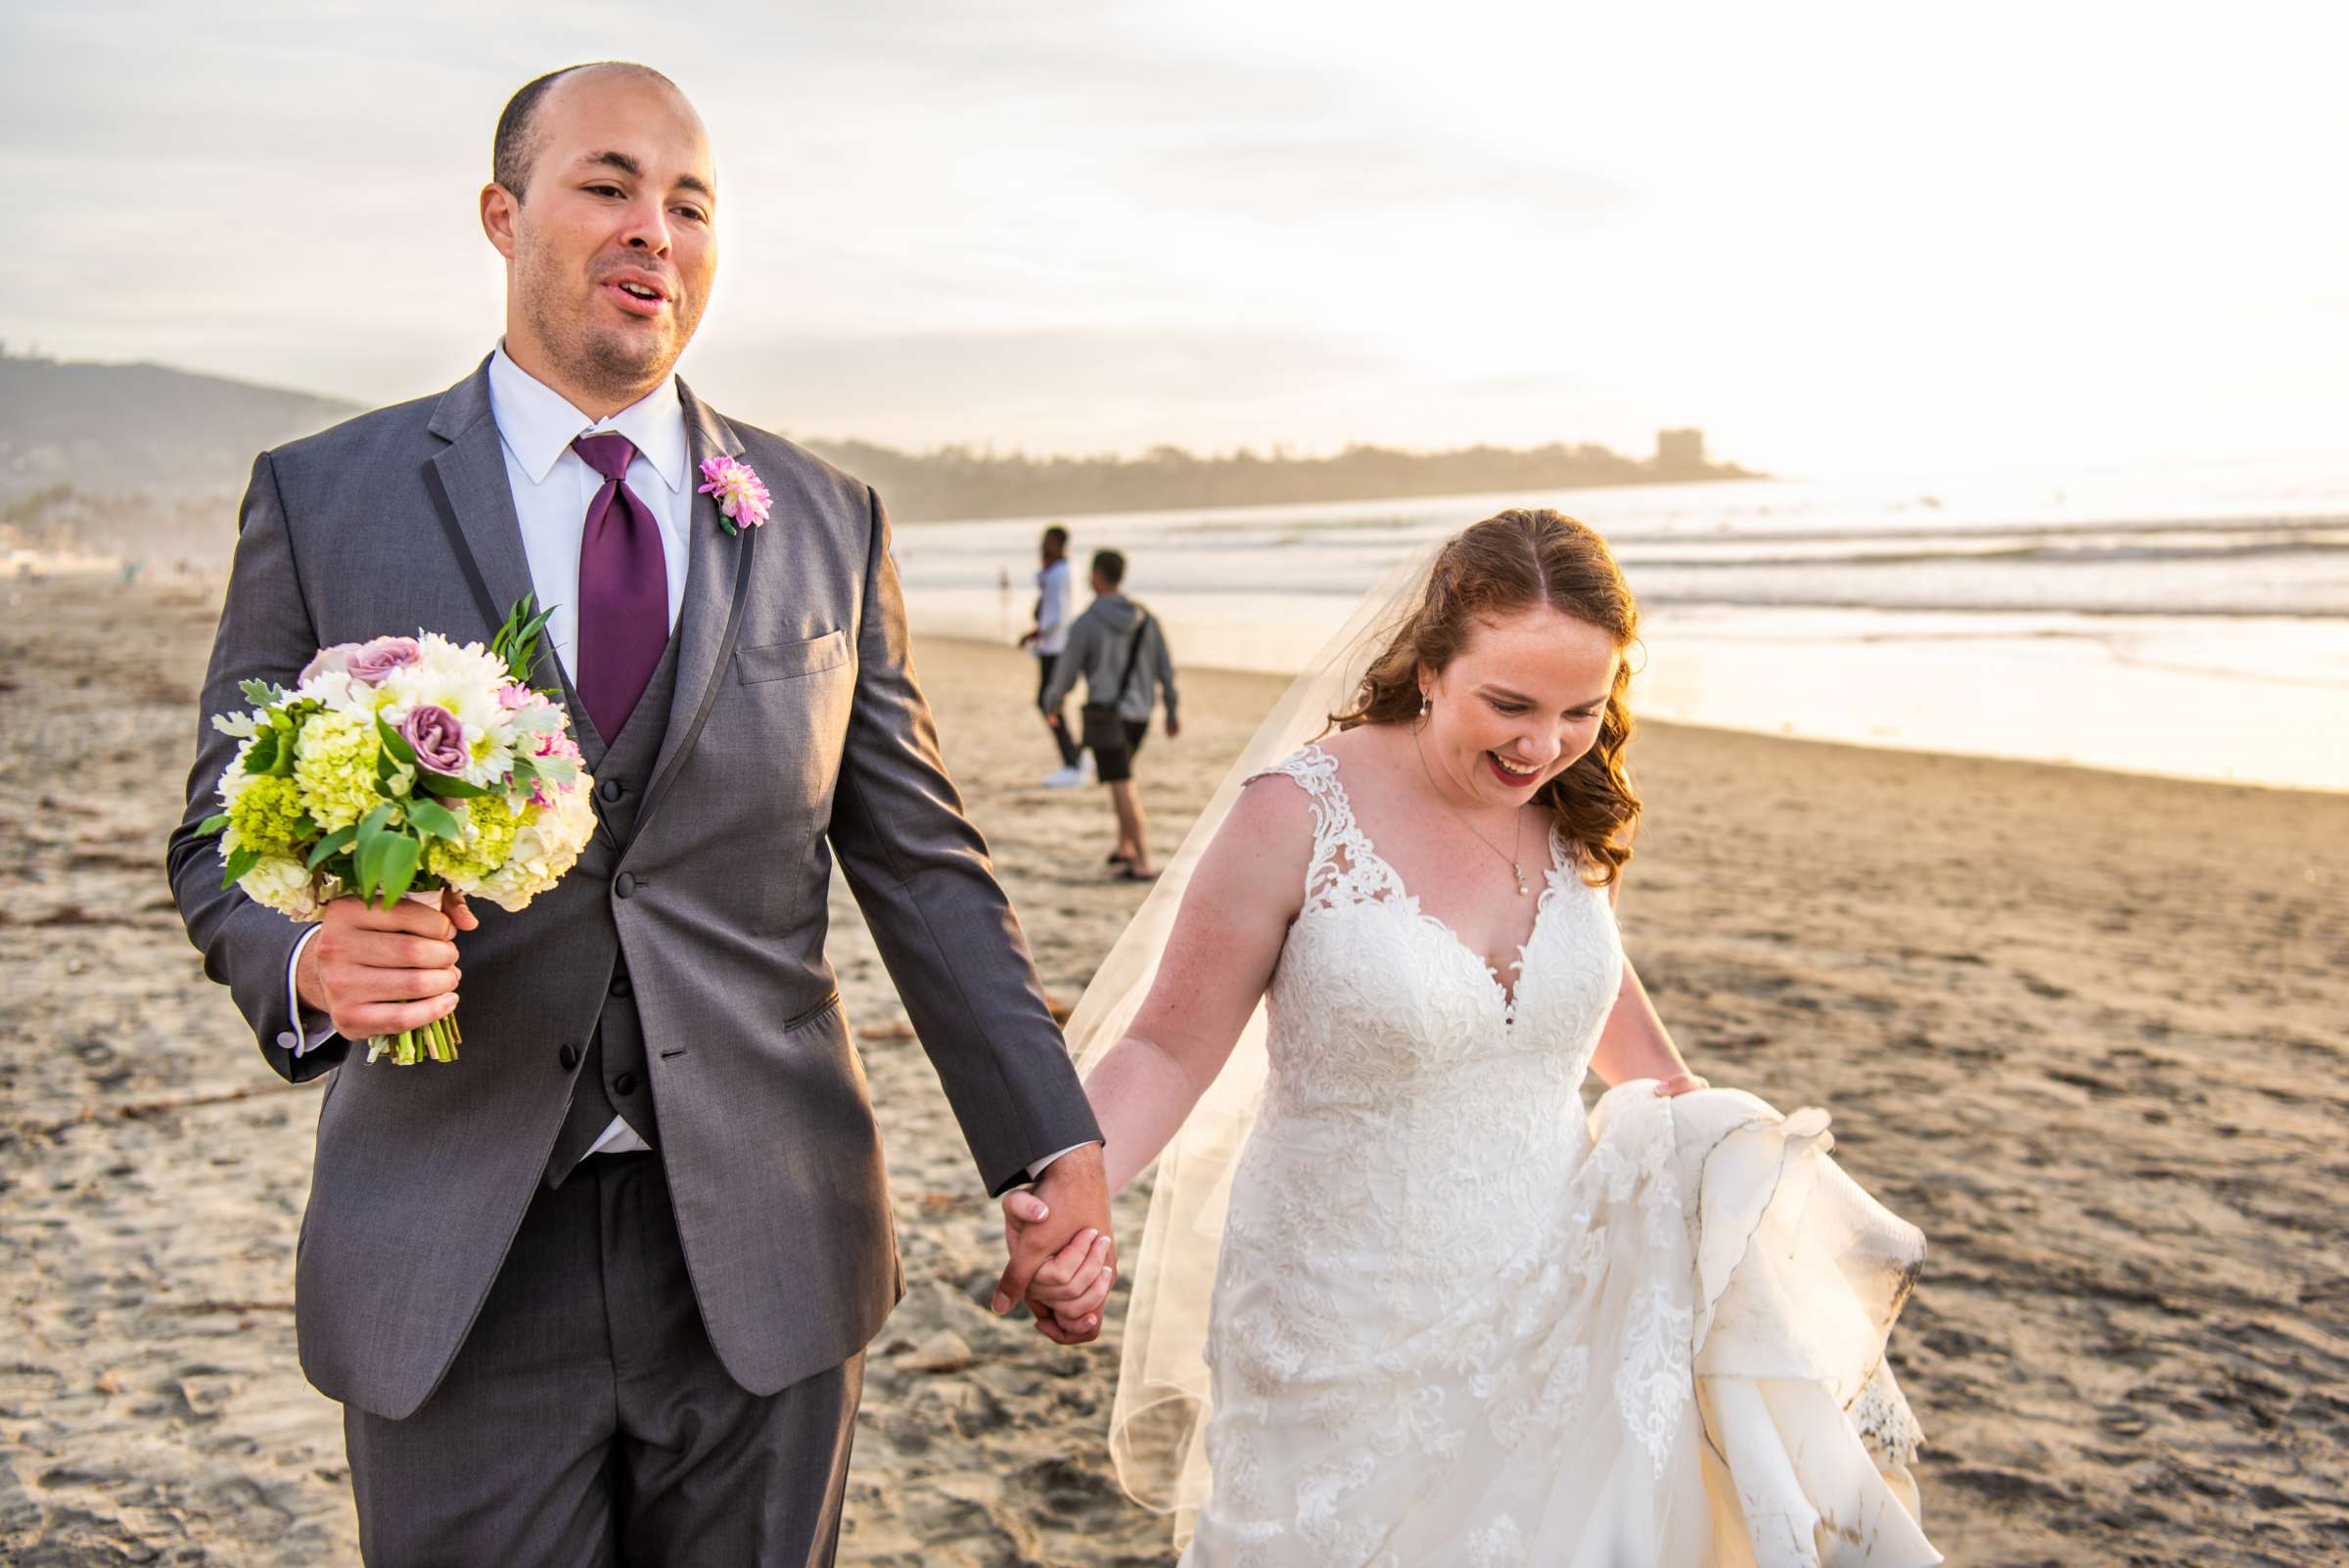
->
xmin=1251 ymin=740 xmax=1625 ymax=1130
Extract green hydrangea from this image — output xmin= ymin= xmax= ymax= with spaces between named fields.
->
xmin=293 ymin=710 xmax=387 ymax=832
xmin=226 ymin=772 xmax=306 ymax=856
xmin=426 ymin=792 xmax=524 ymax=885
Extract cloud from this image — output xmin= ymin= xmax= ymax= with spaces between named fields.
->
xmin=1133 ymin=132 xmax=1626 ymax=222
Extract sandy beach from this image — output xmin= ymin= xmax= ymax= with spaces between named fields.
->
xmin=3 ymin=570 xmax=2346 ymax=1566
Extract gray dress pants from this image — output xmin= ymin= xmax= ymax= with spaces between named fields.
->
xmin=345 ymin=1152 xmax=862 ymax=1567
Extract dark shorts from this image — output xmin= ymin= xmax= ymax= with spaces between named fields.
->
xmin=1093 ymin=718 xmax=1149 ymax=784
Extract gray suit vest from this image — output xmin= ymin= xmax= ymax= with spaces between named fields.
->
xmin=544 ymin=633 xmax=682 ymax=1184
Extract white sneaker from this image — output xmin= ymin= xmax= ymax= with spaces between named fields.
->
xmin=1040 ymin=763 xmax=1086 ymax=788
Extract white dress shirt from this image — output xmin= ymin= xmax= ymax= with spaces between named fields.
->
xmin=1036 ymin=557 xmax=1074 ymax=657
xmin=286 ymin=346 xmax=1082 ymax=1179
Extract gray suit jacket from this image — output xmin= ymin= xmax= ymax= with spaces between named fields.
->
xmin=165 ymin=359 xmax=1100 ymax=1419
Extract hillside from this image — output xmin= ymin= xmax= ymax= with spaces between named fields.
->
xmin=0 ymin=350 xmax=1755 ymax=568
xmin=799 ymin=435 xmax=1756 ymax=522
xmin=1 ymin=350 xmax=363 ymax=568
xmin=0 ymin=350 xmax=360 ymax=493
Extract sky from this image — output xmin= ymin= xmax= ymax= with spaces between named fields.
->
xmin=8 ymin=0 xmax=2346 ymax=477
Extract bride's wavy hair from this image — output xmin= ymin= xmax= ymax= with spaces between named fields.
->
xmin=1332 ymin=509 xmax=1644 ymax=887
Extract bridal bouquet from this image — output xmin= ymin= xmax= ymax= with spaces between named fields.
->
xmin=197 ymin=600 xmax=597 ymax=1065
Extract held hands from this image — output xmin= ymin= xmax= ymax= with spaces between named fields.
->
xmin=993 ymin=1144 xmax=1116 ymax=1344
xmin=297 ymin=887 xmax=478 ymax=1040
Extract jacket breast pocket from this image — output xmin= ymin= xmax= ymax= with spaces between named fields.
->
xmin=736 ymin=629 xmax=850 ymax=685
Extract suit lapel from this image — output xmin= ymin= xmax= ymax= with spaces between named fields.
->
xmin=425 ymin=356 xmax=601 ymax=748
xmin=633 ymin=379 xmax=756 ymax=834
xmin=424 ymin=359 xmax=540 ymax=647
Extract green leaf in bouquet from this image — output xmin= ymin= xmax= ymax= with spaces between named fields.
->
xmin=220 ymin=845 xmax=263 ymax=890
xmin=405 ymin=797 xmax=464 ymax=842
xmin=350 ymin=803 xmax=395 ymax=893
xmin=376 ymin=713 xmax=419 ymax=766
xmin=532 ymin=750 xmax=580 ymax=787
xmin=244 ymin=728 xmax=281 ymax=774
xmin=417 ymin=768 xmax=488 ymax=799
xmin=351 ymin=812 xmax=385 ymax=899
xmin=360 ymin=829 xmax=423 ymax=909
xmin=198 ymin=812 xmax=232 ymax=838
xmin=292 ymin=811 xmax=319 ymax=840
xmin=492 ymin=594 xmax=559 ymax=687
xmin=306 ymin=824 xmax=359 ymax=869
xmin=239 ymin=678 xmax=286 ymax=707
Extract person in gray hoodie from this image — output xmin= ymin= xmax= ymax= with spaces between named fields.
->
xmin=1041 ymin=549 xmax=1180 ymax=878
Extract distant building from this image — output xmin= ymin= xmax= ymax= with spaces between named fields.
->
xmin=1653 ymin=428 xmax=1706 ymax=478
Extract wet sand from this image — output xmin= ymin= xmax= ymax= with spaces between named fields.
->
xmin=3 ymin=571 xmax=2345 ymax=1565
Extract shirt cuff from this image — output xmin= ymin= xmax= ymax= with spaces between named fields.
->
xmin=275 ymin=925 xmax=340 ymax=1056
xmin=1022 ymin=1141 xmax=1099 ymax=1183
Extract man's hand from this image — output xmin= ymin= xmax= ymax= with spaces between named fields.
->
xmin=1165 ymin=714 xmax=1181 ymax=740
xmin=298 ymin=887 xmax=479 ymax=1040
xmin=992 ymin=1143 xmax=1114 ymax=1343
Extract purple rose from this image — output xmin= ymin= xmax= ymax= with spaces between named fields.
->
xmin=299 ymin=642 xmax=362 ymax=683
xmin=346 ymin=636 xmax=423 ymax=685
xmin=400 ymin=705 xmax=470 ymax=776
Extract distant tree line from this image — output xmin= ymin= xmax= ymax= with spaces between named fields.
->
xmin=796 ymin=437 xmax=1758 ymax=523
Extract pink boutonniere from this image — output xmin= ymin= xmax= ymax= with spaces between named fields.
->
xmin=697 ymin=455 xmax=772 ymax=535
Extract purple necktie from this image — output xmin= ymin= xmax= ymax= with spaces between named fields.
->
xmin=572 ymin=432 xmax=668 ymax=741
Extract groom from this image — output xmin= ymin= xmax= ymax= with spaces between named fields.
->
xmin=165 ymin=62 xmax=1110 ymax=1564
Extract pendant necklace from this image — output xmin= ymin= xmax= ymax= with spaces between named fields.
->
xmin=1413 ymin=712 xmax=1528 ymax=897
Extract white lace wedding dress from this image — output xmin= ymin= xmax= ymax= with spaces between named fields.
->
xmin=1182 ymin=743 xmax=1941 ymax=1566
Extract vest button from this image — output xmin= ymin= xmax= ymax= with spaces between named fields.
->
xmin=609 ymin=973 xmax=632 ymax=998
xmin=613 ymin=1073 xmax=639 ymax=1095
xmin=557 ymin=1042 xmax=579 ymax=1071
xmin=598 ymin=778 xmax=624 ymax=804
xmin=615 ymin=872 xmax=636 ymax=899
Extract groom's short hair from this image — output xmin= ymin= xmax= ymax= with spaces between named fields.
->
xmin=493 ymin=62 xmax=683 ymax=201
xmin=1091 ymin=549 xmax=1127 ymax=587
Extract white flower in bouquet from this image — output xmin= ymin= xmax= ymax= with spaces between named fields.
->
xmin=242 ymin=854 xmax=323 ymax=921
xmin=471 ymin=774 xmax=598 ymax=911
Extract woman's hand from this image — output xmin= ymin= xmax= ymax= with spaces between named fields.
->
xmin=1651 ymin=1071 xmax=1709 ymax=1097
xmin=1000 ymin=1190 xmax=1117 ymax=1340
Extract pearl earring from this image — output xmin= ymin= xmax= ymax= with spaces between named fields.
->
xmin=1419 ymin=694 xmax=1431 ymax=717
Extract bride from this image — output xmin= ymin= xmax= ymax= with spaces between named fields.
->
xmin=1009 ymin=510 xmax=1941 ymax=1565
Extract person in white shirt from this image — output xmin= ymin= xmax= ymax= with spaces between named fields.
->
xmin=1018 ymin=525 xmax=1088 ymax=785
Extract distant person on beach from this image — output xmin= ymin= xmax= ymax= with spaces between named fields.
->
xmin=1017 ymin=525 xmax=1086 ymax=786
xmin=1041 ymin=548 xmax=1179 ymax=878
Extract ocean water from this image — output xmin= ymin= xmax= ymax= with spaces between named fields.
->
xmin=891 ymin=454 xmax=2349 ymax=792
